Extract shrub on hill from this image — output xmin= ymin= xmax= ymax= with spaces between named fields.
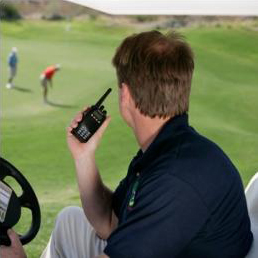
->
xmin=41 ymin=13 xmax=65 ymax=21
xmin=0 ymin=1 xmax=22 ymax=20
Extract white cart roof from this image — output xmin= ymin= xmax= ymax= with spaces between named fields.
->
xmin=64 ymin=0 xmax=258 ymax=16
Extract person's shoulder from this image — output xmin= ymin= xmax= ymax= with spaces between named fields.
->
xmin=155 ymin=126 xmax=229 ymax=170
xmin=176 ymin=127 xmax=233 ymax=167
xmin=143 ymin=126 xmax=242 ymax=193
xmin=169 ymin=128 xmax=244 ymax=205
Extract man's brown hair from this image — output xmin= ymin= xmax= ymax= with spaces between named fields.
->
xmin=112 ymin=30 xmax=194 ymax=118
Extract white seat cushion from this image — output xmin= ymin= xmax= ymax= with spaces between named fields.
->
xmin=245 ymin=172 xmax=258 ymax=258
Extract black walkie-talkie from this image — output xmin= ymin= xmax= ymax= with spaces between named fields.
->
xmin=72 ymin=88 xmax=112 ymax=143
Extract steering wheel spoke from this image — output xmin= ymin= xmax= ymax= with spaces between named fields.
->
xmin=0 ymin=157 xmax=41 ymax=246
xmin=19 ymin=194 xmax=32 ymax=209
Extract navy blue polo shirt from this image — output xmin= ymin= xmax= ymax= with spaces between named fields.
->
xmin=104 ymin=114 xmax=253 ymax=258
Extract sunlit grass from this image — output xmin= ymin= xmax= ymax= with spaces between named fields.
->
xmin=1 ymin=20 xmax=258 ymax=256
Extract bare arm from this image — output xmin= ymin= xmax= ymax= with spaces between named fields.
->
xmin=74 ymin=152 xmax=118 ymax=239
xmin=67 ymin=111 xmax=118 ymax=239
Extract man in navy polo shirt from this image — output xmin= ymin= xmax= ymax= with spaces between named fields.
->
xmin=2 ymin=31 xmax=252 ymax=258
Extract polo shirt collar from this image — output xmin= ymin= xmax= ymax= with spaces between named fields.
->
xmin=132 ymin=113 xmax=189 ymax=172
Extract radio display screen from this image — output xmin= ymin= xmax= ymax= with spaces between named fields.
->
xmin=93 ymin=110 xmax=102 ymax=120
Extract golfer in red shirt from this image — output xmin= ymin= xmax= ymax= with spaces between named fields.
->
xmin=40 ymin=64 xmax=60 ymax=103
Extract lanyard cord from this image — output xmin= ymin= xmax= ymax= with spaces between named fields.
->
xmin=129 ymin=173 xmax=140 ymax=208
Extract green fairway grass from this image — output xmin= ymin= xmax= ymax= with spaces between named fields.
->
xmin=1 ymin=20 xmax=258 ymax=257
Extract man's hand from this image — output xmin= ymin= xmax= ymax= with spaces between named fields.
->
xmin=67 ymin=107 xmax=111 ymax=160
xmin=66 ymin=108 xmax=115 ymax=239
xmin=95 ymin=254 xmax=109 ymax=258
xmin=0 ymin=229 xmax=27 ymax=258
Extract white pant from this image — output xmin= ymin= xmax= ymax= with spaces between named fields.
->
xmin=9 ymin=66 xmax=17 ymax=81
xmin=40 ymin=74 xmax=48 ymax=88
xmin=41 ymin=206 xmax=107 ymax=258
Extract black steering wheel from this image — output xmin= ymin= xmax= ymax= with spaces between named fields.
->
xmin=0 ymin=157 xmax=41 ymax=246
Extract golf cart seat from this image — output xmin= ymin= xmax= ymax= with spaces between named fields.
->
xmin=245 ymin=172 xmax=258 ymax=258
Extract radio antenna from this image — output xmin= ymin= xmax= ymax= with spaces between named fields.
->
xmin=94 ymin=88 xmax=112 ymax=108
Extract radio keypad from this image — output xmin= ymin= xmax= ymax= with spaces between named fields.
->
xmin=77 ymin=125 xmax=91 ymax=140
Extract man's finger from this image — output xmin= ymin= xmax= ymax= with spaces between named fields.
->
xmin=71 ymin=121 xmax=79 ymax=128
xmin=72 ymin=112 xmax=83 ymax=124
xmin=75 ymin=112 xmax=83 ymax=122
xmin=68 ymin=112 xmax=83 ymax=130
xmin=83 ymin=106 xmax=90 ymax=112
xmin=7 ymin=229 xmax=19 ymax=246
xmin=67 ymin=126 xmax=73 ymax=135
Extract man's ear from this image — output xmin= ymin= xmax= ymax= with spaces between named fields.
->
xmin=120 ymin=83 xmax=131 ymax=105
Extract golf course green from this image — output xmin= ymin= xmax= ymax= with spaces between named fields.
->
xmin=1 ymin=19 xmax=258 ymax=257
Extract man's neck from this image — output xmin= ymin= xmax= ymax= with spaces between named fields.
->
xmin=132 ymin=113 xmax=171 ymax=152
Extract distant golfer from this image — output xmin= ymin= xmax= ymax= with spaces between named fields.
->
xmin=6 ymin=47 xmax=18 ymax=89
xmin=40 ymin=64 xmax=60 ymax=103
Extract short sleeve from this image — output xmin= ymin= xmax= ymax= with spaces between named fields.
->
xmin=105 ymin=174 xmax=209 ymax=258
xmin=112 ymin=177 xmax=128 ymax=218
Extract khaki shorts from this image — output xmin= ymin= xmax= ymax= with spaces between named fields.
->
xmin=40 ymin=206 xmax=107 ymax=258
